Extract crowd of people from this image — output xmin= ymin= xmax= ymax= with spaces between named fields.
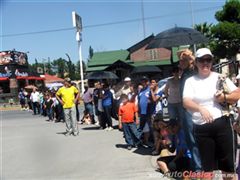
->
xmin=18 ymin=47 xmax=240 ymax=179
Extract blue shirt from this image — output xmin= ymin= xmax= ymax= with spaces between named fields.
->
xmin=138 ymin=86 xmax=150 ymax=115
xmin=102 ymin=90 xmax=112 ymax=107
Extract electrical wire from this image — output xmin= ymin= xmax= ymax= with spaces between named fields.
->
xmin=0 ymin=6 xmax=221 ymax=37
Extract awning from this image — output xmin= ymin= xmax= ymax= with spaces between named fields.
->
xmin=16 ymin=76 xmax=28 ymax=80
xmin=28 ymin=76 xmax=45 ymax=80
xmin=16 ymin=76 xmax=45 ymax=80
xmin=0 ymin=77 xmax=9 ymax=81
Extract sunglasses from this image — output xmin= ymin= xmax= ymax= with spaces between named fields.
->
xmin=197 ymin=58 xmax=212 ymax=64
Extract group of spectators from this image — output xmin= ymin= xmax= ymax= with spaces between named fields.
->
xmin=85 ymin=47 xmax=239 ymax=179
xmin=18 ymin=47 xmax=240 ymax=179
xmin=18 ymin=87 xmax=65 ymax=122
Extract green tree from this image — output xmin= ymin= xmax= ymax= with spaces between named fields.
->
xmin=88 ymin=46 xmax=94 ymax=60
xmin=194 ymin=22 xmax=214 ymax=48
xmin=211 ymin=0 xmax=240 ymax=59
xmin=51 ymin=58 xmax=67 ymax=78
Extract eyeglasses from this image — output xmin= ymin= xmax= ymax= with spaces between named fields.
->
xmin=198 ymin=58 xmax=212 ymax=64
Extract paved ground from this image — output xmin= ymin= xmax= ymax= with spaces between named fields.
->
xmin=1 ymin=110 xmax=168 ymax=180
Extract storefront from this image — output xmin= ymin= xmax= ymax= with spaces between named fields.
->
xmin=0 ymin=50 xmax=44 ymax=102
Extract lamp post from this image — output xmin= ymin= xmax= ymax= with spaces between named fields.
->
xmin=72 ymin=11 xmax=84 ymax=94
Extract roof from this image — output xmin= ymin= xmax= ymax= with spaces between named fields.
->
xmin=87 ymin=50 xmax=129 ymax=67
xmin=86 ymin=66 xmax=107 ymax=72
xmin=43 ymin=74 xmax=64 ymax=83
xmin=127 ymin=34 xmax=154 ymax=53
xmin=104 ymin=60 xmax=133 ymax=71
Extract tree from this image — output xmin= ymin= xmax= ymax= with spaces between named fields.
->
xmin=211 ymin=0 xmax=240 ymax=59
xmin=194 ymin=22 xmax=214 ymax=48
xmin=51 ymin=58 xmax=67 ymax=78
xmin=88 ymin=46 xmax=94 ymax=61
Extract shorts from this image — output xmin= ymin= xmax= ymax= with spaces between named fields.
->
xmin=194 ymin=116 xmax=235 ymax=172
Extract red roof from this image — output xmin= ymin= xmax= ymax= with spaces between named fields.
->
xmin=44 ymin=74 xmax=64 ymax=83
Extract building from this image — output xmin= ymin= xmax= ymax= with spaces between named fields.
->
xmin=86 ymin=35 xmax=179 ymax=81
xmin=0 ymin=50 xmax=44 ymax=102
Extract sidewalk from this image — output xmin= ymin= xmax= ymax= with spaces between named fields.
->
xmin=0 ymin=104 xmax=21 ymax=111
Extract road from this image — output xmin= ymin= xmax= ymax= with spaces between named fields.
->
xmin=1 ymin=110 xmax=167 ymax=180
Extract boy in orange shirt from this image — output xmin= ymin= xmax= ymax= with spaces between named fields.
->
xmin=118 ymin=94 xmax=141 ymax=150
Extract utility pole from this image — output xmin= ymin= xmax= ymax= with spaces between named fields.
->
xmin=190 ymin=0 xmax=196 ymax=53
xmin=72 ymin=11 xmax=84 ymax=94
xmin=141 ymin=0 xmax=146 ymax=38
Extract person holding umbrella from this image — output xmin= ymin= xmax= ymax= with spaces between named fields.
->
xmin=178 ymin=49 xmax=202 ymax=172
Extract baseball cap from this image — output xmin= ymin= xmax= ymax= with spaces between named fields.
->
xmin=141 ymin=76 xmax=149 ymax=81
xmin=195 ymin=48 xmax=213 ymax=59
xmin=64 ymin=77 xmax=71 ymax=83
xmin=124 ymin=77 xmax=131 ymax=81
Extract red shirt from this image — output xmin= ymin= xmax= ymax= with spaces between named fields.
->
xmin=118 ymin=102 xmax=138 ymax=123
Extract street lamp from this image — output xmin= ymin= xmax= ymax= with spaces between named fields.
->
xmin=72 ymin=11 xmax=84 ymax=94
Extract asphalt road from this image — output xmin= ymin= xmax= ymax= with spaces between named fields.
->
xmin=1 ymin=110 xmax=167 ymax=180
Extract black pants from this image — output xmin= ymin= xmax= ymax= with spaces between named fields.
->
xmin=194 ymin=116 xmax=235 ymax=172
xmin=103 ymin=105 xmax=112 ymax=127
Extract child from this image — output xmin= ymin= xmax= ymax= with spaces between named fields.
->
xmin=118 ymin=94 xmax=141 ymax=150
xmin=81 ymin=110 xmax=92 ymax=125
xmin=44 ymin=93 xmax=54 ymax=121
xmin=157 ymin=119 xmax=191 ymax=175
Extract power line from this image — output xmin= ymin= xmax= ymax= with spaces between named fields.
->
xmin=1 ymin=6 xmax=221 ymax=38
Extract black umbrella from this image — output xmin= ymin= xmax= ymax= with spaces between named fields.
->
xmin=131 ymin=65 xmax=162 ymax=74
xmin=146 ymin=27 xmax=208 ymax=49
xmin=86 ymin=71 xmax=118 ymax=80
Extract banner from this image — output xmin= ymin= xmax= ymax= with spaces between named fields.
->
xmin=0 ymin=51 xmax=28 ymax=66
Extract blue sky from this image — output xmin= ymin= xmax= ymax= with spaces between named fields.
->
xmin=1 ymin=0 xmax=226 ymax=65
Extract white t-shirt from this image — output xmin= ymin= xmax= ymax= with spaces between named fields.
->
xmin=30 ymin=91 xmax=40 ymax=103
xmin=183 ymin=72 xmax=237 ymax=125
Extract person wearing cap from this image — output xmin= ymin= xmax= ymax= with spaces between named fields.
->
xmin=183 ymin=48 xmax=240 ymax=178
xmin=115 ymin=77 xmax=132 ymax=100
xmin=178 ymin=49 xmax=202 ymax=172
xmin=56 ymin=78 xmax=80 ymax=136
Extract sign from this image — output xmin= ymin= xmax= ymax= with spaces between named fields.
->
xmin=72 ymin=11 xmax=82 ymax=32
xmin=0 ymin=51 xmax=28 ymax=66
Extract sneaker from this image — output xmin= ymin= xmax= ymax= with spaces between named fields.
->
xmin=73 ymin=132 xmax=79 ymax=136
xmin=94 ymin=122 xmax=99 ymax=126
xmin=65 ymin=132 xmax=71 ymax=136
xmin=127 ymin=145 xmax=132 ymax=150
xmin=152 ymin=150 xmax=160 ymax=156
xmin=108 ymin=127 xmax=113 ymax=131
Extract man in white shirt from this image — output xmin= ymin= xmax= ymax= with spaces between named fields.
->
xmin=30 ymin=87 xmax=40 ymax=115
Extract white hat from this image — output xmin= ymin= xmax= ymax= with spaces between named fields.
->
xmin=124 ymin=77 xmax=131 ymax=81
xmin=196 ymin=48 xmax=213 ymax=58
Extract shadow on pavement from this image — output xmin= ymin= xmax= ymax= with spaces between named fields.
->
xmin=81 ymin=126 xmax=101 ymax=130
xmin=56 ymin=132 xmax=67 ymax=136
xmin=115 ymin=144 xmax=129 ymax=149
xmin=132 ymin=146 xmax=152 ymax=156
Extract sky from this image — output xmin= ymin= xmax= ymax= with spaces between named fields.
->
xmin=1 ymin=0 xmax=226 ymax=65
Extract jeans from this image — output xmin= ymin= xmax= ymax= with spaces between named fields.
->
xmin=103 ymin=105 xmax=112 ymax=127
xmin=122 ymin=123 xmax=141 ymax=146
xmin=181 ymin=108 xmax=202 ymax=171
xmin=46 ymin=108 xmax=53 ymax=120
xmin=32 ymin=102 xmax=40 ymax=115
xmin=63 ymin=106 xmax=78 ymax=134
